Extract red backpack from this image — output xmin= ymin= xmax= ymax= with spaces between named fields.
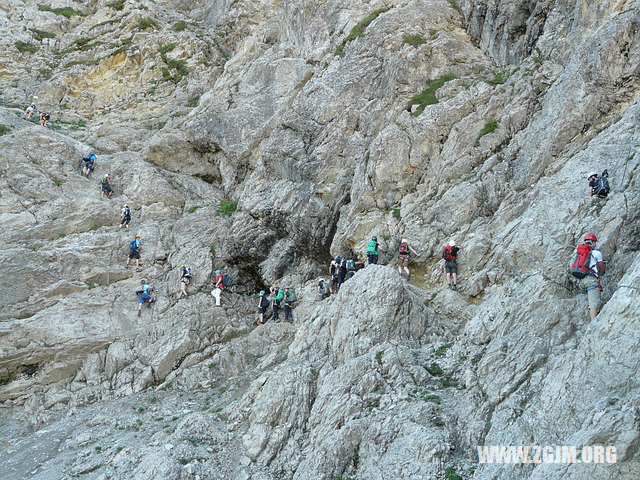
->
xmin=570 ymin=243 xmax=593 ymax=279
xmin=443 ymin=245 xmax=454 ymax=261
xmin=399 ymin=242 xmax=408 ymax=254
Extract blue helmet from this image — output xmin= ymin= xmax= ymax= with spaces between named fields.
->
xmin=215 ymin=269 xmax=221 ymax=274
xmin=259 ymin=290 xmax=265 ymax=295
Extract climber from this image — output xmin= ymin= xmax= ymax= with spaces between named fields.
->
xmin=398 ymin=238 xmax=420 ymax=279
xmin=100 ymin=174 xmax=113 ymax=199
xmin=135 ymin=279 xmax=154 ymax=317
xmin=178 ymin=264 xmax=192 ymax=299
xmin=587 ymin=170 xmax=610 ymax=198
xmin=366 ymin=236 xmax=384 ymax=265
xmin=39 ymin=112 xmax=50 ymax=127
xmin=120 ymin=204 xmax=131 ymax=228
xmin=211 ymin=269 xmax=224 ymax=306
xmin=329 ymin=257 xmax=340 ymax=293
xmin=337 ymin=256 xmax=347 ymax=288
xmin=283 ymin=287 xmax=294 ymax=322
xmin=345 ymin=255 xmax=358 ymax=281
xmin=318 ymin=279 xmax=330 ymax=300
xmin=270 ymin=285 xmax=284 ymax=321
xmin=24 ymin=103 xmax=36 ymax=119
xmin=569 ymin=232 xmax=606 ymax=321
xmin=443 ymin=240 xmax=461 ymax=290
xmin=126 ymin=234 xmax=142 ymax=271
xmin=257 ymin=290 xmax=270 ymax=324
xmin=82 ymin=152 xmax=97 ymax=177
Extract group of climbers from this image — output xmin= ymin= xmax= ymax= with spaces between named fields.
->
xmin=256 ymin=285 xmax=295 ymax=324
xmin=23 ymin=99 xmax=50 ymax=127
xmin=329 ymin=255 xmax=365 ymax=292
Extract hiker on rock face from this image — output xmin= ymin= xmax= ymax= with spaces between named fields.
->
xmin=178 ymin=264 xmax=192 ymax=299
xmin=135 ymin=279 xmax=154 ymax=317
xmin=127 ymin=234 xmax=142 ymax=271
xmin=443 ymin=240 xmax=461 ymax=290
xmin=100 ymin=174 xmax=113 ymax=199
xmin=270 ymin=284 xmax=283 ymax=321
xmin=39 ymin=112 xmax=50 ymax=127
xmin=257 ymin=290 xmax=270 ymax=324
xmin=587 ymin=170 xmax=610 ymax=198
xmin=366 ymin=236 xmax=384 ymax=265
xmin=570 ymin=232 xmax=606 ymax=321
xmin=283 ymin=287 xmax=294 ymax=322
xmin=329 ymin=257 xmax=340 ymax=294
xmin=120 ymin=204 xmax=131 ymax=229
xmin=318 ymin=279 xmax=330 ymax=300
xmin=345 ymin=255 xmax=358 ymax=281
xmin=24 ymin=103 xmax=36 ymax=119
xmin=397 ymin=238 xmax=419 ymax=279
xmin=211 ymin=269 xmax=225 ymax=306
xmin=337 ymin=256 xmax=347 ymax=288
xmin=82 ymin=152 xmax=97 ymax=177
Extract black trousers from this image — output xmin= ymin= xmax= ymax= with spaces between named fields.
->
xmin=368 ymin=254 xmax=378 ymax=265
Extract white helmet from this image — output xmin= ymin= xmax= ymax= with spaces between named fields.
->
xmin=588 ymin=172 xmax=597 ymax=178
xmin=449 ymin=240 xmax=456 ymax=247
xmin=401 ymin=238 xmax=407 ymax=243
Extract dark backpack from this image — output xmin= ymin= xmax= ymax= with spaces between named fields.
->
xmin=399 ymin=242 xmax=409 ymax=254
xmin=592 ymin=174 xmax=610 ymax=197
xmin=123 ymin=207 xmax=130 ymax=217
xmin=570 ymin=243 xmax=594 ymax=279
xmin=129 ymin=239 xmax=138 ymax=253
xmin=183 ymin=267 xmax=192 ymax=278
xmin=134 ymin=285 xmax=145 ymax=295
xmin=259 ymin=295 xmax=270 ymax=309
xmin=345 ymin=259 xmax=356 ymax=271
xmin=222 ymin=274 xmax=230 ymax=287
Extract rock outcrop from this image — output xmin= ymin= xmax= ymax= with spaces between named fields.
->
xmin=1 ymin=0 xmax=639 ymax=478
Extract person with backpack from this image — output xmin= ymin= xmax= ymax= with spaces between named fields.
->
xmin=100 ymin=174 xmax=113 ymax=199
xmin=82 ymin=152 xmax=97 ymax=177
xmin=398 ymin=238 xmax=419 ymax=279
xmin=345 ymin=256 xmax=358 ymax=281
xmin=178 ymin=265 xmax=192 ymax=299
xmin=135 ymin=279 xmax=154 ymax=317
xmin=366 ymin=236 xmax=384 ymax=265
xmin=120 ymin=204 xmax=131 ymax=229
xmin=126 ymin=234 xmax=142 ymax=270
xmin=283 ymin=287 xmax=295 ymax=322
xmin=211 ymin=269 xmax=224 ymax=306
xmin=337 ymin=257 xmax=347 ymax=289
xmin=569 ymin=232 xmax=606 ymax=320
xmin=270 ymin=285 xmax=284 ymax=321
xmin=588 ymin=170 xmax=610 ymax=198
xmin=257 ymin=290 xmax=270 ymax=324
xmin=443 ymin=240 xmax=461 ymax=290
xmin=39 ymin=112 xmax=50 ymax=127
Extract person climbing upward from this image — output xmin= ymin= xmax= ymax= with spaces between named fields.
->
xmin=24 ymin=103 xmax=36 ymax=119
xmin=443 ymin=240 xmax=461 ymax=290
xmin=135 ymin=278 xmax=154 ymax=317
xmin=39 ymin=112 xmax=50 ymax=127
xmin=257 ymin=290 xmax=270 ymax=324
xmin=270 ymin=285 xmax=284 ymax=322
xmin=82 ymin=152 xmax=97 ymax=177
xmin=570 ymin=232 xmax=606 ymax=321
xmin=587 ymin=170 xmax=610 ymax=198
xmin=398 ymin=238 xmax=419 ymax=279
xmin=366 ymin=236 xmax=384 ymax=265
xmin=283 ymin=287 xmax=294 ymax=322
xmin=337 ymin=256 xmax=347 ymax=289
xmin=211 ymin=269 xmax=224 ymax=306
xmin=100 ymin=174 xmax=113 ymax=199
xmin=318 ymin=279 xmax=330 ymax=300
xmin=345 ymin=255 xmax=358 ymax=281
xmin=120 ymin=204 xmax=131 ymax=229
xmin=178 ymin=264 xmax=192 ymax=299
xmin=127 ymin=234 xmax=142 ymax=271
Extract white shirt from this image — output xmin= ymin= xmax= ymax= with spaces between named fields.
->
xmin=588 ymin=248 xmax=604 ymax=276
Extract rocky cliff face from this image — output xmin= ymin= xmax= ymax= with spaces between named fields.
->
xmin=1 ymin=0 xmax=639 ymax=479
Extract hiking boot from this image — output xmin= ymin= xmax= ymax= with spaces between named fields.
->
xmin=452 ymin=285 xmax=457 ymax=291
xmin=137 ymin=310 xmax=141 ymax=317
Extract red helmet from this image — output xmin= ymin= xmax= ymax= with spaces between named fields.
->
xmin=584 ymin=233 xmax=598 ymax=243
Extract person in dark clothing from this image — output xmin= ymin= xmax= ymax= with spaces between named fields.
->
xmin=283 ymin=287 xmax=294 ymax=322
xmin=329 ymin=257 xmax=340 ymax=293
xmin=337 ymin=257 xmax=347 ymax=288
xmin=366 ymin=236 xmax=384 ymax=265
xmin=271 ymin=285 xmax=283 ymax=321
xmin=257 ymin=290 xmax=269 ymax=324
xmin=443 ymin=240 xmax=461 ymax=290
